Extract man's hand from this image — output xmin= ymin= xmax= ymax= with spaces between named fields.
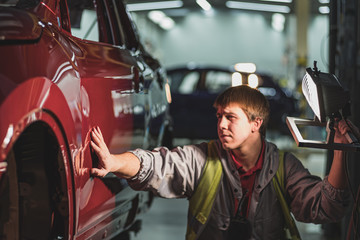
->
xmin=90 ymin=126 xmax=118 ymax=177
xmin=334 ymin=119 xmax=360 ymax=144
xmin=329 ymin=118 xmax=360 ymax=189
xmin=0 ymin=162 xmax=7 ymax=173
xmin=90 ymin=126 xmax=141 ymax=179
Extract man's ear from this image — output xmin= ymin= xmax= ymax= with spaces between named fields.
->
xmin=252 ymin=117 xmax=263 ymax=132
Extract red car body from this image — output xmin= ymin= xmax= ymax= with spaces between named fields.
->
xmin=0 ymin=0 xmax=172 ymax=239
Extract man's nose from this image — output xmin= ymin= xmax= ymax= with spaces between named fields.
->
xmin=218 ymin=117 xmax=227 ymax=129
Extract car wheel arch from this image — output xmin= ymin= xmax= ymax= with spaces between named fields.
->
xmin=0 ymin=78 xmax=78 ymax=239
xmin=0 ymin=120 xmax=74 ymax=240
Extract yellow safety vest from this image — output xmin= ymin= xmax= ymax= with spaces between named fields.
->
xmin=272 ymin=151 xmax=302 ymax=240
xmin=186 ymin=140 xmax=222 ymax=240
xmin=186 ymin=142 xmax=301 ymax=240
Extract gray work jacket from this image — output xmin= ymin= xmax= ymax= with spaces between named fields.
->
xmin=128 ymin=140 xmax=349 ymax=240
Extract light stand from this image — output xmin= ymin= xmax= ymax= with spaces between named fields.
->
xmin=286 ymin=62 xmax=360 ymax=152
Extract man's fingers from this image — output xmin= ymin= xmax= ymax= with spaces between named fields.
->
xmin=91 ymin=168 xmax=108 ymax=177
xmin=336 ymin=120 xmax=350 ymax=135
xmin=91 ymin=130 xmax=105 ymax=149
xmin=91 ymin=168 xmax=100 ymax=176
xmin=90 ymin=140 xmax=101 ymax=153
xmin=0 ymin=162 xmax=7 ymax=172
xmin=94 ymin=126 xmax=104 ymax=140
xmin=96 ymin=126 xmax=103 ymax=136
xmin=92 ymin=129 xmax=101 ymax=141
xmin=92 ymin=127 xmax=107 ymax=147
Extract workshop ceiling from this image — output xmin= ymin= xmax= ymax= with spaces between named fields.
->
xmin=124 ymin=0 xmax=328 ymax=16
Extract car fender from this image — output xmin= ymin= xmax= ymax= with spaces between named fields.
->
xmin=0 ymin=76 xmax=77 ymax=237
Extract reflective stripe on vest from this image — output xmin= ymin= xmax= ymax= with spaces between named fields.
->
xmin=272 ymin=151 xmax=302 ymax=240
xmin=186 ymin=140 xmax=223 ymax=240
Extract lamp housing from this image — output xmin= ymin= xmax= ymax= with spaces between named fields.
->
xmin=302 ymin=67 xmax=350 ymax=123
xmin=286 ymin=63 xmax=360 ymax=152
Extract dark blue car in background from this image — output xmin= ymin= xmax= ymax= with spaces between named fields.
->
xmin=167 ymin=64 xmax=300 ymax=140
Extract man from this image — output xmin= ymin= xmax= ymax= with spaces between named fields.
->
xmin=91 ymin=85 xmax=351 ymax=239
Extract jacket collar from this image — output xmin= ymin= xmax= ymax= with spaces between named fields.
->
xmin=254 ymin=141 xmax=280 ymax=193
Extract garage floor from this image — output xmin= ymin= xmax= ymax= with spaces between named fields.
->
xmin=131 ymin=135 xmax=337 ymax=240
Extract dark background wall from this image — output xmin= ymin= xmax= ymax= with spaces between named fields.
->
xmin=330 ymin=0 xmax=360 ymax=237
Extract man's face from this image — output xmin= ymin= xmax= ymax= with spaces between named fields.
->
xmin=216 ymin=104 xmax=255 ymax=150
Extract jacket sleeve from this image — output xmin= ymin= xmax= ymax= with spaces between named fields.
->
xmin=127 ymin=143 xmax=208 ymax=199
xmin=284 ymin=152 xmax=349 ymax=223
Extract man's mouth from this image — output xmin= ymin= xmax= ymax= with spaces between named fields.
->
xmin=219 ymin=133 xmax=231 ymax=139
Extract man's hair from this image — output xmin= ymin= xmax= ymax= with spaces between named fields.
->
xmin=213 ymin=85 xmax=270 ymax=137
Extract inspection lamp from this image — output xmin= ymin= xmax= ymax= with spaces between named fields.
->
xmin=286 ymin=62 xmax=360 ymax=151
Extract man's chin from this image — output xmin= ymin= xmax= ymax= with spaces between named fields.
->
xmin=221 ymin=142 xmax=232 ymax=150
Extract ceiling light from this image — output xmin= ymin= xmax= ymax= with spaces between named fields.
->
xmin=234 ymin=63 xmax=256 ymax=73
xmin=232 ymin=72 xmax=242 ymax=86
xmin=318 ymin=0 xmax=330 ymax=4
xmin=127 ymin=1 xmax=183 ymax=11
xmin=148 ymin=10 xmax=175 ymax=30
xmin=226 ymin=1 xmax=291 ymax=13
xmin=319 ymin=6 xmax=330 ymax=14
xmin=272 ymin=13 xmax=285 ymax=32
xmin=159 ymin=17 xmax=175 ymax=30
xmin=148 ymin=10 xmax=166 ymax=24
xmin=248 ymin=74 xmax=259 ymax=88
xmin=196 ymin=0 xmax=212 ymax=11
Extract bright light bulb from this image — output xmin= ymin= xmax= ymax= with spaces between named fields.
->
xmin=148 ymin=11 xmax=165 ymax=24
xmin=232 ymin=72 xmax=242 ymax=86
xmin=234 ymin=63 xmax=256 ymax=73
xmin=271 ymin=13 xmax=285 ymax=32
xmin=160 ymin=17 xmax=175 ymax=30
xmin=248 ymin=74 xmax=259 ymax=88
xmin=196 ymin=0 xmax=212 ymax=11
xmin=319 ymin=6 xmax=330 ymax=14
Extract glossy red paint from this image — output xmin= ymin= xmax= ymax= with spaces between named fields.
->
xmin=0 ymin=76 xmax=76 ymax=238
xmin=0 ymin=0 xmax=172 ymax=239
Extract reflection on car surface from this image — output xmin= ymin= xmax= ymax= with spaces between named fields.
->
xmin=0 ymin=0 xmax=172 ymax=239
xmin=167 ymin=64 xmax=300 ymax=140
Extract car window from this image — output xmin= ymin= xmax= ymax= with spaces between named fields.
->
xmin=178 ymin=71 xmax=200 ymax=94
xmin=67 ymin=0 xmax=112 ymax=43
xmin=71 ymin=8 xmax=99 ymax=41
xmin=114 ymin=0 xmax=140 ymax=51
xmin=205 ymin=70 xmax=232 ymax=93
